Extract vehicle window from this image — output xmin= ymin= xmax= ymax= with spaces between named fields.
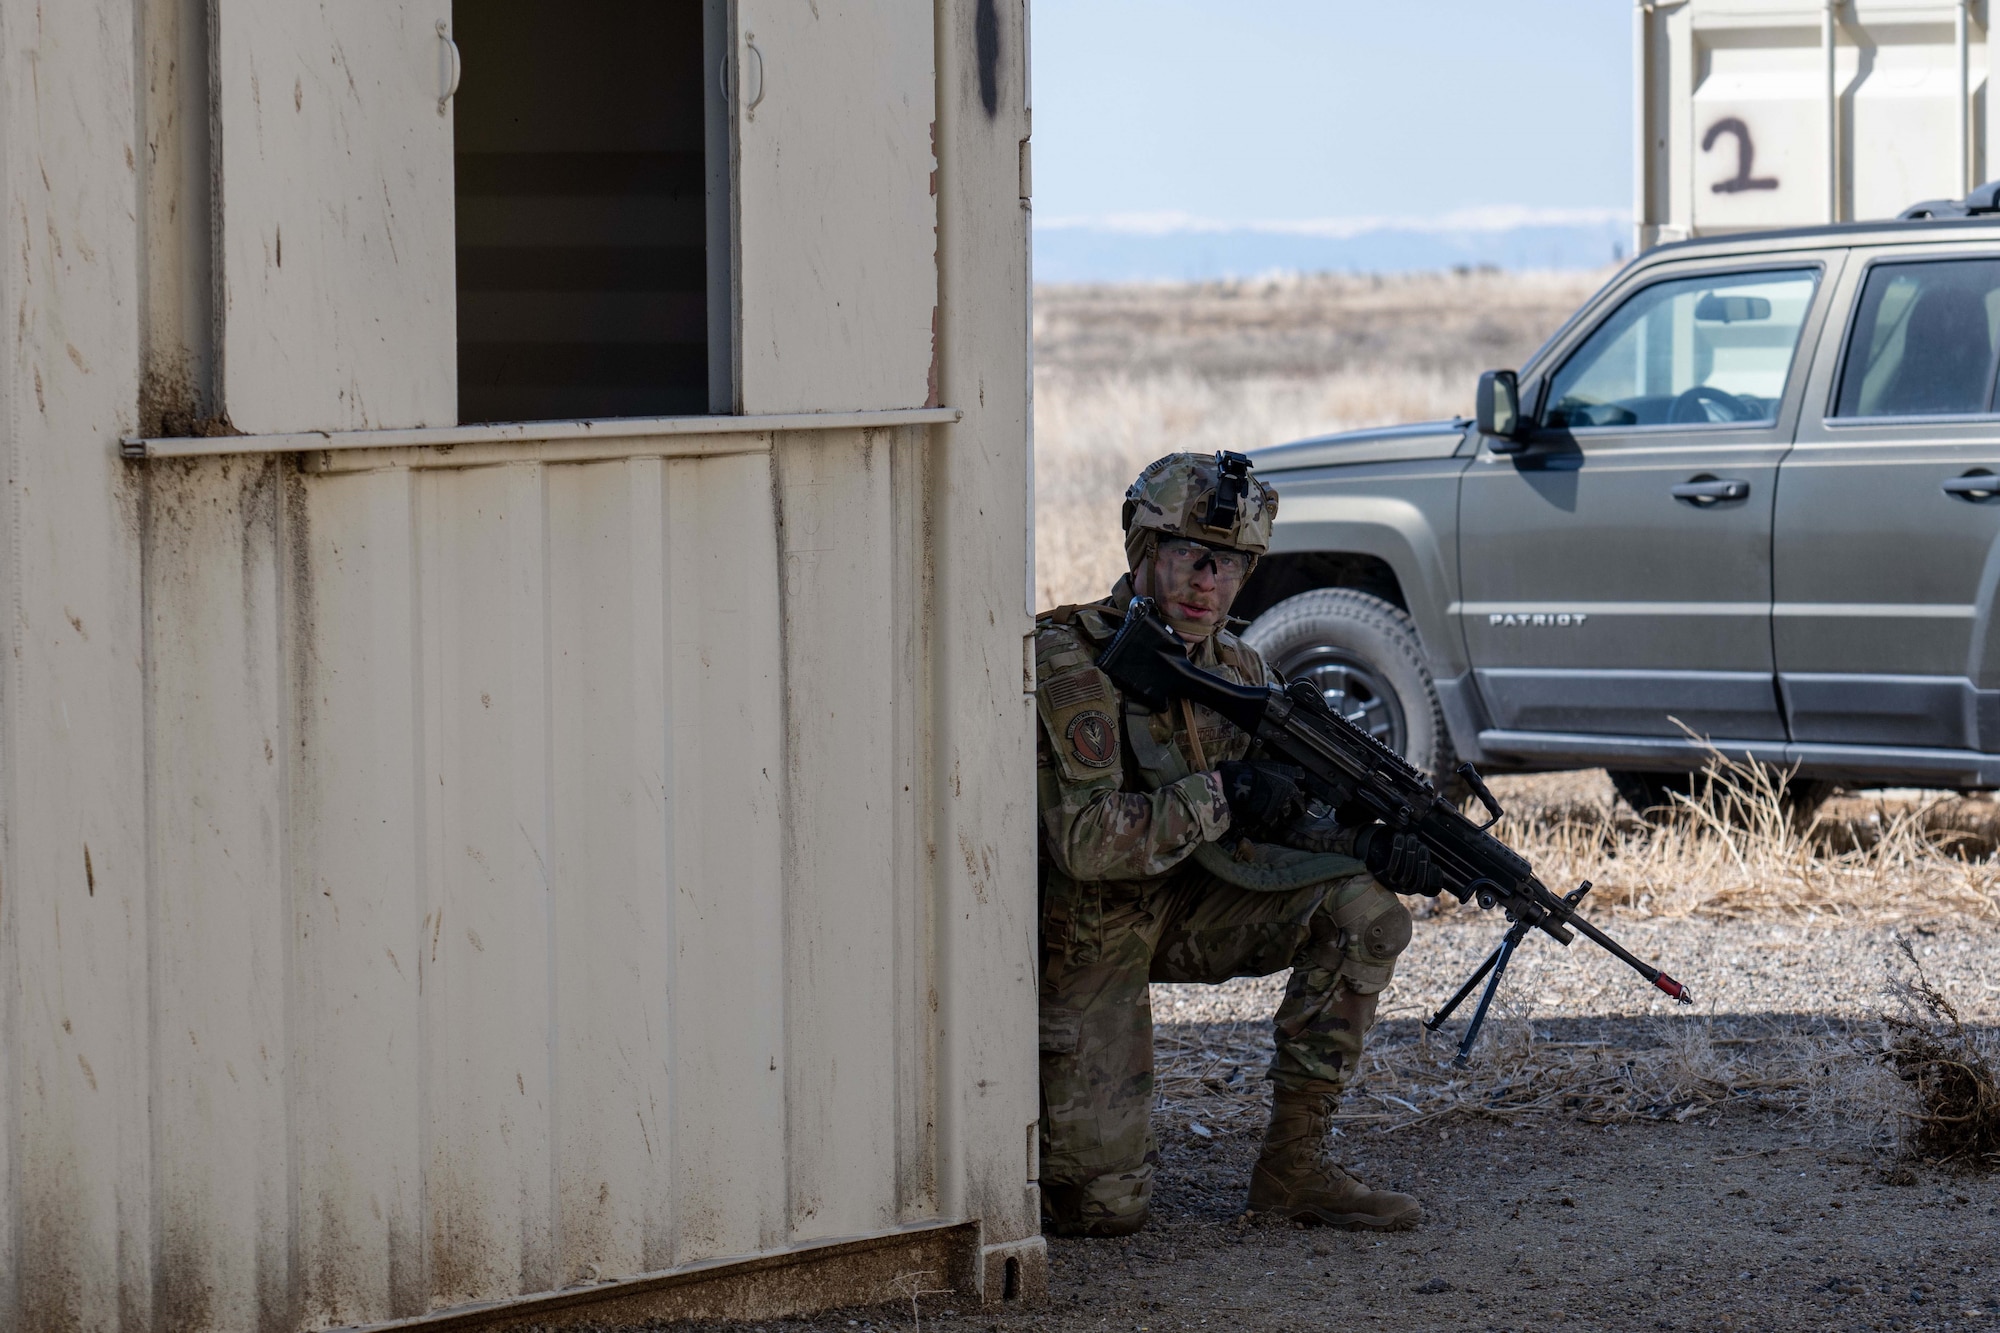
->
xmin=1543 ymin=270 xmax=1819 ymax=430
xmin=1832 ymin=259 xmax=2000 ymax=418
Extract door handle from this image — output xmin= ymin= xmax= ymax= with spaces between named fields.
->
xmin=1671 ymin=477 xmax=1750 ymax=505
xmin=1943 ymin=470 xmax=2000 ymax=501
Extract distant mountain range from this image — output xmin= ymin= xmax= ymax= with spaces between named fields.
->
xmin=1033 ymin=207 xmax=1632 ymax=283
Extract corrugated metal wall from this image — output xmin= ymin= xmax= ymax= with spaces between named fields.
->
xmin=0 ymin=0 xmax=1040 ymax=1326
xmin=135 ymin=431 xmax=934 ymax=1327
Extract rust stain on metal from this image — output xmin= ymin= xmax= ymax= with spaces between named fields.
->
xmin=154 ymin=1202 xmax=217 ymax=1333
xmin=425 ymin=1173 xmax=501 ymax=1313
xmin=137 ymin=355 xmax=240 ymax=440
xmin=926 ymin=306 xmax=941 ymax=409
xmin=957 ymin=833 xmax=991 ymax=904
xmin=325 ymin=1222 xmax=986 ymax=1333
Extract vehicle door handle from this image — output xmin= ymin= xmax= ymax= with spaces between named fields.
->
xmin=1671 ymin=477 xmax=1750 ymax=505
xmin=1943 ymin=470 xmax=2000 ymax=501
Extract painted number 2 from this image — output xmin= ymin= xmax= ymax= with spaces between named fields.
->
xmin=1703 ymin=118 xmax=1779 ymax=194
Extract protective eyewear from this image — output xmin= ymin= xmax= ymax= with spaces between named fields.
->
xmin=1156 ymin=538 xmax=1254 ymax=582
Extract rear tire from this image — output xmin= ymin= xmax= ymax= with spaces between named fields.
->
xmin=1607 ymin=769 xmax=1836 ymax=827
xmin=1242 ymin=588 xmax=1460 ymax=792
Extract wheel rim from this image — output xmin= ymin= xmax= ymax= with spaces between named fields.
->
xmin=1276 ymin=647 xmax=1408 ymax=755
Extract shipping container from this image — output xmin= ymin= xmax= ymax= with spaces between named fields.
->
xmin=1636 ymin=0 xmax=1992 ymax=249
xmin=0 ymin=2 xmax=1041 ymax=1329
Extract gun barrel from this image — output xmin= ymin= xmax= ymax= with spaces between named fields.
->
xmin=1566 ymin=912 xmax=1693 ymax=1002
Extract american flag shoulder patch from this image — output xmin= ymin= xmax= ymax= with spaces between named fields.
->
xmin=1042 ymin=667 xmax=1110 ymax=713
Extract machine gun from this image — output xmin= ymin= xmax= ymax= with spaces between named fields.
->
xmin=1097 ymin=596 xmax=1693 ymax=1064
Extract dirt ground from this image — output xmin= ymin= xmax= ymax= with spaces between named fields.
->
xmin=643 ymin=904 xmax=1999 ymax=1333
xmin=991 ymin=1111 xmax=2000 ymax=1333
xmin=658 ymin=1079 xmax=2000 ymax=1333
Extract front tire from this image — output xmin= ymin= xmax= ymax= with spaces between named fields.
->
xmin=1243 ymin=588 xmax=1459 ymax=790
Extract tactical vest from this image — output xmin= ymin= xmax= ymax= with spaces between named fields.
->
xmin=1037 ymin=602 xmax=1362 ymax=893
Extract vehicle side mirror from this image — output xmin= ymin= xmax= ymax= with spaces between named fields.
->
xmin=1476 ymin=369 xmax=1526 ymax=452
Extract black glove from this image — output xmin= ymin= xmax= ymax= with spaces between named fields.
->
xmin=1354 ymin=824 xmax=1443 ymax=896
xmin=1272 ymin=805 xmax=1356 ymax=855
xmin=1216 ymin=759 xmax=1306 ymax=840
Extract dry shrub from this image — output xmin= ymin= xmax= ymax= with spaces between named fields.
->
xmin=1883 ymin=938 xmax=2000 ymax=1168
xmin=1495 ymin=751 xmax=2000 ymax=925
xmin=1816 ymin=793 xmax=2000 ymax=861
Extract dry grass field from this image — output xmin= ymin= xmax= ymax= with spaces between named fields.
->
xmin=1496 ymin=765 xmax=2000 ymax=926
xmin=1032 ymin=268 xmax=1608 ymax=607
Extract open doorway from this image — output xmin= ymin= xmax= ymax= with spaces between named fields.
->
xmin=453 ymin=0 xmax=731 ymax=423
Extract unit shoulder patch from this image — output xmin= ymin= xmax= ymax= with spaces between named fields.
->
xmin=1035 ymin=657 xmax=1124 ymax=783
xmin=1064 ymin=710 xmax=1119 ymax=769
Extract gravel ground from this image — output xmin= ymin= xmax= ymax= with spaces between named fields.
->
xmin=1179 ymin=911 xmax=2000 ymax=1028
xmin=1142 ymin=905 xmax=1999 ymax=1134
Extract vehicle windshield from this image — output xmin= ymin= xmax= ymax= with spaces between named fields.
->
xmin=1544 ymin=269 xmax=1819 ymax=430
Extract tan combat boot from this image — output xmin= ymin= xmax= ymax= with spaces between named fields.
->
xmin=1248 ymin=1088 xmax=1422 ymax=1230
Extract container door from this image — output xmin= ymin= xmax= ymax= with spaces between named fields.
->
xmin=214 ymin=0 xmax=456 ymax=433
xmin=1774 ymin=248 xmax=2000 ymax=752
xmin=731 ymin=0 xmax=937 ymax=414
xmin=1459 ymin=262 xmax=1830 ymax=742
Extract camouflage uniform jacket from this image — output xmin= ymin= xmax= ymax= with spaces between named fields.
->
xmin=1034 ymin=577 xmax=1274 ymax=883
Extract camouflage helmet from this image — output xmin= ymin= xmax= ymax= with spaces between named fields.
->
xmin=1122 ymin=450 xmax=1278 ymax=567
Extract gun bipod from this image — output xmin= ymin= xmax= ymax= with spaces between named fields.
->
xmin=1424 ymin=880 xmax=1593 ymax=1065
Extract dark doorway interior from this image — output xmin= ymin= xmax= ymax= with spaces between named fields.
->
xmin=454 ymin=1 xmax=708 ymax=423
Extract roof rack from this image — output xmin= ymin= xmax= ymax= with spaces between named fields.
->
xmin=1900 ymin=180 xmax=2000 ymax=220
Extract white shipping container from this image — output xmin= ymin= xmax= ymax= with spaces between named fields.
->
xmin=0 ymin=2 xmax=1041 ymax=1330
xmin=1637 ymin=0 xmax=1993 ymax=248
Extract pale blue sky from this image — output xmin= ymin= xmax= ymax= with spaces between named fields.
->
xmin=1031 ymin=0 xmax=1633 ymax=226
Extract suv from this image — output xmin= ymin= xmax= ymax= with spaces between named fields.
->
xmin=1236 ymin=194 xmax=2000 ymax=816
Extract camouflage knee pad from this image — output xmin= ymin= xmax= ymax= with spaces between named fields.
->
xmin=1325 ymin=876 xmax=1413 ymax=995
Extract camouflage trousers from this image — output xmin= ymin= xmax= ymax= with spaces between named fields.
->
xmin=1038 ymin=861 xmax=1412 ymax=1235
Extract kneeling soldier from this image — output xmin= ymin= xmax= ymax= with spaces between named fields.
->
xmin=1036 ymin=451 xmax=1440 ymax=1237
